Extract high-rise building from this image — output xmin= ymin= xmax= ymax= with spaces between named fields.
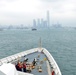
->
xmin=43 ymin=21 xmax=47 ymax=28
xmin=41 ymin=18 xmax=44 ymax=28
xmin=33 ymin=19 xmax=36 ymax=28
xmin=37 ymin=19 xmax=41 ymax=28
xmin=47 ymin=11 xmax=50 ymax=27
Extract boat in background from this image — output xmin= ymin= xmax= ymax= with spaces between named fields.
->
xmin=32 ymin=28 xmax=37 ymax=31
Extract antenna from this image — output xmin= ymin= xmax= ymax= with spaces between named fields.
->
xmin=39 ymin=37 xmax=42 ymax=49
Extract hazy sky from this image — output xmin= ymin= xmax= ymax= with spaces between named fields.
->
xmin=0 ymin=0 xmax=76 ymax=27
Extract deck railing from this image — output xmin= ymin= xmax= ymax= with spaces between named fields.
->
xmin=42 ymin=48 xmax=62 ymax=75
xmin=0 ymin=48 xmax=62 ymax=75
xmin=0 ymin=48 xmax=38 ymax=65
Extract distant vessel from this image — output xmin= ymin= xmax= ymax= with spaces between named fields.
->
xmin=32 ymin=28 xmax=37 ymax=31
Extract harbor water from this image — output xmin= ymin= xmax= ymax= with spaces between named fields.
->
xmin=0 ymin=28 xmax=76 ymax=75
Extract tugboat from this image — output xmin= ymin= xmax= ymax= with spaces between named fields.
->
xmin=32 ymin=28 xmax=37 ymax=31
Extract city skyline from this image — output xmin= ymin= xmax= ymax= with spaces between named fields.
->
xmin=0 ymin=0 xmax=76 ymax=27
xmin=33 ymin=11 xmax=50 ymax=28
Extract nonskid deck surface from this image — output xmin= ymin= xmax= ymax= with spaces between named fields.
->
xmin=14 ymin=52 xmax=51 ymax=75
xmin=25 ymin=52 xmax=48 ymax=75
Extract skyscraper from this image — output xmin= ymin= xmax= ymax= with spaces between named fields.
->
xmin=37 ymin=19 xmax=41 ymax=28
xmin=33 ymin=19 xmax=36 ymax=28
xmin=47 ymin=11 xmax=50 ymax=27
xmin=41 ymin=18 xmax=44 ymax=28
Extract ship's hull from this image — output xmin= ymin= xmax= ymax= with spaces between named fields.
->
xmin=0 ymin=48 xmax=62 ymax=75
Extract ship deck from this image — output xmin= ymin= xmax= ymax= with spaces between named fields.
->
xmin=13 ymin=51 xmax=52 ymax=75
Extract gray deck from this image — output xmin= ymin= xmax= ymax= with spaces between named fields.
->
xmin=25 ymin=52 xmax=47 ymax=75
xmin=14 ymin=52 xmax=52 ymax=75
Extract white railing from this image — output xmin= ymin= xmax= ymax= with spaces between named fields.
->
xmin=0 ymin=48 xmax=38 ymax=65
xmin=41 ymin=48 xmax=62 ymax=75
xmin=0 ymin=48 xmax=62 ymax=75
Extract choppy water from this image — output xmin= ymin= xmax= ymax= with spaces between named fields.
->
xmin=0 ymin=28 xmax=76 ymax=75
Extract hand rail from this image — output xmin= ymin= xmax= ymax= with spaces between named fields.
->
xmin=42 ymin=48 xmax=62 ymax=75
